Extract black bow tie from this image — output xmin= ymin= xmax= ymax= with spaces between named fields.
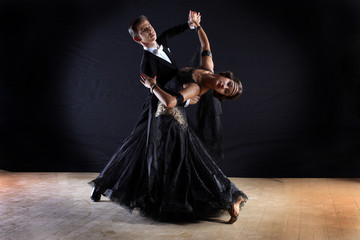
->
xmin=153 ymin=45 xmax=163 ymax=54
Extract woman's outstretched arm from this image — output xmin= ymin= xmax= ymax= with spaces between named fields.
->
xmin=140 ymin=74 xmax=200 ymax=108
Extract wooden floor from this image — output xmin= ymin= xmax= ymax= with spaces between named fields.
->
xmin=0 ymin=171 xmax=359 ymax=240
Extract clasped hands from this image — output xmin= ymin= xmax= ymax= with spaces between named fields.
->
xmin=188 ymin=10 xmax=201 ymax=29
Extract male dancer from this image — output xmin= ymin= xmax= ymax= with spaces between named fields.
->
xmin=128 ymin=11 xmax=201 ymax=94
xmin=90 ymin=11 xmax=201 ymax=202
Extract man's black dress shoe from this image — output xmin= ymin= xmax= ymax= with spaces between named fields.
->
xmin=90 ymin=186 xmax=101 ymax=202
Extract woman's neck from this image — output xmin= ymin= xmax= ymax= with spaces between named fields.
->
xmin=194 ymin=70 xmax=215 ymax=90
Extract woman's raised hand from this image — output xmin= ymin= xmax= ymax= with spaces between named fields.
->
xmin=140 ymin=73 xmax=157 ymax=88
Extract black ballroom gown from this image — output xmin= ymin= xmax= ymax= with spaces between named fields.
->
xmin=90 ymin=67 xmax=248 ymax=221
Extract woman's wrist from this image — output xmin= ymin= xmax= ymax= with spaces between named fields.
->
xmin=150 ymin=84 xmax=157 ymax=94
xmin=195 ymin=25 xmax=202 ymax=31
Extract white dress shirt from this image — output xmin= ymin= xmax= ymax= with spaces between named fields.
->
xmin=143 ymin=45 xmax=172 ymax=64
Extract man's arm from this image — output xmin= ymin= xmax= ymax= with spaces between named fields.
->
xmin=156 ymin=23 xmax=190 ymax=45
xmin=157 ymin=10 xmax=200 ymax=45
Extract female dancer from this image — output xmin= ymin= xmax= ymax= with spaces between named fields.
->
xmin=91 ymin=11 xmax=247 ymax=224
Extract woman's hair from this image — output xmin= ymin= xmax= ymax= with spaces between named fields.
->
xmin=128 ymin=15 xmax=149 ymax=38
xmin=213 ymin=71 xmax=243 ymax=102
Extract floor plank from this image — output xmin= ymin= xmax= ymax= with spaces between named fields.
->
xmin=0 ymin=171 xmax=359 ymax=240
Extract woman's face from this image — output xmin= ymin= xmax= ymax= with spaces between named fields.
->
xmin=214 ymin=76 xmax=239 ymax=96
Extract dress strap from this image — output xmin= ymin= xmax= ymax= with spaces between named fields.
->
xmin=198 ymin=67 xmax=214 ymax=73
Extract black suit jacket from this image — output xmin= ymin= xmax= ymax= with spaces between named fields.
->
xmin=140 ymin=23 xmax=190 ymax=89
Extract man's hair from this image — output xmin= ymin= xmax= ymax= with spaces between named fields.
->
xmin=213 ymin=71 xmax=243 ymax=102
xmin=128 ymin=15 xmax=149 ymax=38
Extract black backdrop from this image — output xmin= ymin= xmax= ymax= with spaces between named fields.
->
xmin=1 ymin=0 xmax=360 ymax=177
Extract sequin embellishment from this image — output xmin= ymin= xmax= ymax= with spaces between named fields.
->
xmin=155 ymin=103 xmax=187 ymax=128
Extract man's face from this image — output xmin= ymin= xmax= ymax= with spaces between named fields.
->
xmin=136 ymin=20 xmax=157 ymax=44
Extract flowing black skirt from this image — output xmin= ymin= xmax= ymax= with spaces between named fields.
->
xmin=91 ymin=101 xmax=247 ymax=221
